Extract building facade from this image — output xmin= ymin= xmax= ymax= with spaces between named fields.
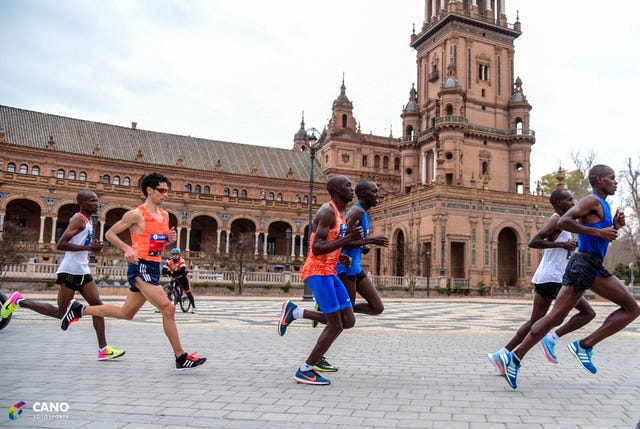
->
xmin=0 ymin=0 xmax=551 ymax=290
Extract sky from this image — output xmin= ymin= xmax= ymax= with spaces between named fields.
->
xmin=1 ymin=0 xmax=638 ymax=190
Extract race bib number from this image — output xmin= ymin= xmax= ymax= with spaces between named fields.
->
xmin=338 ymin=223 xmax=347 ymax=238
xmin=83 ymin=230 xmax=93 ymax=246
xmin=149 ymin=234 xmax=168 ymax=256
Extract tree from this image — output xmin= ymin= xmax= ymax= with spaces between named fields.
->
xmin=220 ymin=231 xmax=256 ymax=295
xmin=618 ymin=157 xmax=640 ymax=269
xmin=535 ymin=150 xmax=596 ymax=199
xmin=0 ymin=220 xmax=36 ymax=282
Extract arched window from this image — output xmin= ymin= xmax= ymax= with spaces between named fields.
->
xmin=268 ymin=192 xmax=275 ymax=200
xmin=515 ymin=118 xmax=523 ymax=135
xmin=185 ymin=183 xmax=192 ymax=192
xmin=68 ymin=170 xmax=75 ymax=180
xmin=383 ymin=156 xmax=389 ymax=169
xmin=374 ymin=155 xmax=380 ymax=168
xmin=446 ymin=104 xmax=454 ymax=116
xmin=240 ymin=189 xmax=247 ymax=198
xmin=232 ymin=188 xmax=238 ymax=197
xmin=312 ymin=196 xmax=317 ymax=204
xmin=195 ymin=185 xmax=201 ymax=194
xmin=303 ymin=196 xmax=309 ymax=203
xmin=102 ymin=174 xmax=110 ymax=184
xmin=31 ymin=166 xmax=40 ymax=176
xmin=20 ymin=164 xmax=29 ymax=174
xmin=482 ymin=161 xmax=489 ymax=175
xmin=123 ymin=176 xmax=130 ymax=186
xmin=79 ymin=171 xmax=87 ymax=181
xmin=7 ymin=162 xmax=16 ymax=173
xmin=204 ymin=185 xmax=210 ymax=194
xmin=394 ymin=157 xmax=400 ymax=171
xmin=277 ymin=193 xmax=283 ymax=201
xmin=113 ymin=176 xmax=120 ymax=185
xmin=406 ymin=125 xmax=414 ymax=141
xmin=224 ymin=187 xmax=230 ymax=196
xmin=342 ymin=114 xmax=348 ymax=128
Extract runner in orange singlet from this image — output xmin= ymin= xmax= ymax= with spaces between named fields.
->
xmin=277 ymin=175 xmax=363 ymax=385
xmin=60 ymin=172 xmax=206 ymax=370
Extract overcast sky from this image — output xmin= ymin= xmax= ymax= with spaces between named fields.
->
xmin=1 ymin=1 xmax=638 ymax=189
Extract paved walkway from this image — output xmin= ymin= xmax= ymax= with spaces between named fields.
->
xmin=1 ymin=294 xmax=639 ymax=428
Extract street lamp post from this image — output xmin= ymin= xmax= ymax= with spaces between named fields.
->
xmin=439 ymin=235 xmax=446 ymax=277
xmin=425 ymin=250 xmax=431 ymax=297
xmin=302 ymin=131 xmax=318 ymax=301
xmin=90 ymin=213 xmax=99 ymax=264
xmin=285 ymin=228 xmax=291 ymax=271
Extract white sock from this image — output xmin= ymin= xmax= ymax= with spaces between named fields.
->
xmin=15 ymin=298 xmax=24 ymax=307
xmin=300 ymin=362 xmax=314 ymax=372
xmin=499 ymin=347 xmax=509 ymax=354
xmin=293 ymin=307 xmax=304 ymax=319
xmin=98 ymin=346 xmax=107 ymax=352
xmin=547 ymin=331 xmax=559 ymax=342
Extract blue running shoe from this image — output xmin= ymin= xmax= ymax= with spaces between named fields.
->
xmin=499 ymin=352 xmax=520 ymax=389
xmin=278 ymin=300 xmax=297 ymax=336
xmin=568 ymin=340 xmax=597 ymax=374
xmin=487 ymin=352 xmax=505 ymax=376
xmin=539 ymin=336 xmax=558 ymax=364
xmin=293 ymin=368 xmax=330 ymax=385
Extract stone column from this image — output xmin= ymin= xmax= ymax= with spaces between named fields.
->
xmin=39 ymin=216 xmax=46 ymax=243
xmin=254 ymin=232 xmax=260 ymax=255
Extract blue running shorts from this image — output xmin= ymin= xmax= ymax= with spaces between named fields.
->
xmin=304 ymin=275 xmax=352 ymax=314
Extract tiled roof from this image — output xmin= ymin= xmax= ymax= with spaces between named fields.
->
xmin=0 ymin=105 xmax=323 ymax=182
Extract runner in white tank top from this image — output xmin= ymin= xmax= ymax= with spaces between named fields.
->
xmin=1 ymin=190 xmax=125 ymax=361
xmin=488 ymin=189 xmax=595 ymax=376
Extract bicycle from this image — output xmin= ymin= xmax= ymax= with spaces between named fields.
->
xmin=167 ymin=278 xmax=191 ymax=313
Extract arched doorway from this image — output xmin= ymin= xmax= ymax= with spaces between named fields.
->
xmin=394 ymin=230 xmax=405 ymax=276
xmin=497 ymin=228 xmax=518 ymax=287
xmin=188 ymin=215 xmax=218 ymax=253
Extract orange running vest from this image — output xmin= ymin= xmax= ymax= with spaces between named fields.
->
xmin=131 ymin=205 xmax=169 ymax=262
xmin=301 ymin=200 xmax=347 ymax=281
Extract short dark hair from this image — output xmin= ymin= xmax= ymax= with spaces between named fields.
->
xmin=549 ymin=189 xmax=570 ymax=207
xmin=76 ymin=190 xmax=97 ymax=204
xmin=355 ymin=181 xmax=375 ymax=198
xmin=587 ymin=164 xmax=613 ymax=187
xmin=139 ymin=172 xmax=170 ymax=197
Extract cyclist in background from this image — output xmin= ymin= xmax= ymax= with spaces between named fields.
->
xmin=165 ymin=248 xmax=197 ymax=313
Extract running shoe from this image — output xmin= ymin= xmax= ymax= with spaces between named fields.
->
xmin=97 ymin=345 xmax=126 ymax=361
xmin=176 ymin=352 xmax=207 ymax=370
xmin=191 ymin=308 xmax=197 ymax=314
xmin=314 ymin=356 xmax=338 ymax=372
xmin=312 ymin=303 xmax=320 ymax=328
xmin=539 ymin=336 xmax=558 ymax=364
xmin=293 ymin=368 xmax=331 ymax=385
xmin=567 ymin=340 xmax=597 ymax=374
xmin=278 ymin=300 xmax=297 ymax=336
xmin=487 ymin=352 xmax=505 ymax=376
xmin=499 ymin=351 xmax=520 ymax=389
xmin=61 ymin=299 xmax=84 ymax=331
xmin=1 ymin=291 xmax=23 ymax=319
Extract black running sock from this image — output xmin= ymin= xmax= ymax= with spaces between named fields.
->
xmin=579 ymin=340 xmax=590 ymax=350
xmin=512 ymin=354 xmax=521 ymax=365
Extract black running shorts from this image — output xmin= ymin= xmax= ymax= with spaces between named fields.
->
xmin=56 ymin=273 xmax=94 ymax=291
xmin=533 ymin=282 xmax=561 ymax=299
xmin=562 ymin=251 xmax=612 ymax=292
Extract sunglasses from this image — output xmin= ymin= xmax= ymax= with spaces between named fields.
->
xmin=154 ymin=187 xmax=169 ymax=194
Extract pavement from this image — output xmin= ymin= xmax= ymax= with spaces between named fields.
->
xmin=1 ymin=293 xmax=639 ymax=429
